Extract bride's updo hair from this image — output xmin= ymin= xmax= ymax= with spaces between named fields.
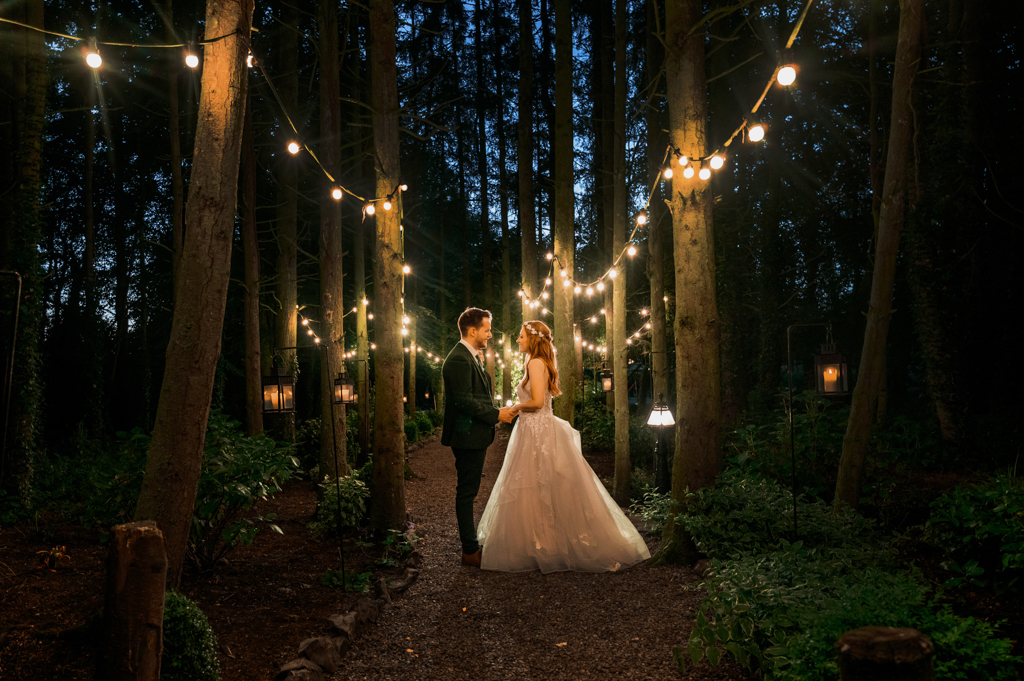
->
xmin=521 ymin=321 xmax=561 ymax=397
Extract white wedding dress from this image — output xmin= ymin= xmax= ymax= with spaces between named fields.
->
xmin=477 ymin=379 xmax=651 ymax=573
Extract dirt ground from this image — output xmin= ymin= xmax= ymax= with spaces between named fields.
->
xmin=0 ymin=429 xmax=746 ymax=679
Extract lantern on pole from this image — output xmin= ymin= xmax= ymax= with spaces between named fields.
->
xmin=814 ymin=336 xmax=850 ymax=396
xmin=262 ymin=367 xmax=295 ymax=414
xmin=598 ymin=363 xmax=613 ymax=393
xmin=333 ymin=371 xmax=357 ymax=405
xmin=646 ymin=394 xmax=676 ymax=494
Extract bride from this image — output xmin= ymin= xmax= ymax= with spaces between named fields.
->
xmin=477 ymin=321 xmax=650 ymax=573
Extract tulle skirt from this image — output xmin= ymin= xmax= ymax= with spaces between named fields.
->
xmin=477 ymin=410 xmax=651 ymax=573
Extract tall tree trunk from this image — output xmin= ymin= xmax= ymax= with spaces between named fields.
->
xmin=167 ymin=0 xmax=184 ymax=293
xmin=0 ymin=0 xmax=45 ymax=501
xmin=551 ymin=0 xmax=575 ymax=424
xmin=835 ymin=0 xmax=922 ymax=510
xmin=407 ymin=307 xmax=417 ymax=418
xmin=351 ymin=13 xmax=370 ymax=467
xmin=610 ymin=0 xmax=630 ymax=505
xmin=241 ymin=95 xmax=263 ymax=437
xmin=475 ymin=0 xmax=493 ymax=315
xmin=646 ymin=0 xmax=669 ymax=410
xmin=497 ymin=28 xmax=514 ymax=409
xmin=134 ymin=0 xmax=255 ymax=585
xmin=83 ymin=66 xmax=104 ymax=437
xmin=436 ymin=211 xmax=446 ymax=416
xmin=653 ymin=0 xmax=721 ymax=565
xmin=368 ymin=0 xmax=407 ymax=531
xmin=274 ymin=0 xmax=299 ymax=441
xmin=318 ymin=0 xmax=349 ymax=477
xmin=518 ymin=0 xmax=537 ymax=323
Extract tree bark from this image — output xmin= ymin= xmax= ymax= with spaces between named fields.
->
xmin=407 ymin=313 xmax=417 ymax=418
xmin=241 ymin=94 xmax=263 ymax=437
xmin=835 ymin=627 xmax=935 ymax=681
xmin=611 ymin=0 xmax=630 ymax=505
xmin=646 ymin=0 xmax=669 ymax=411
xmin=97 ymin=522 xmax=167 ymax=681
xmin=497 ymin=24 xmax=514 ymax=409
xmin=368 ymin=0 xmax=407 ymax=531
xmin=166 ymin=0 xmax=184 ymax=294
xmin=518 ymin=0 xmax=537 ymax=323
xmin=653 ymin=0 xmax=721 ymax=565
xmin=318 ymin=0 xmax=349 ymax=478
xmin=351 ymin=13 xmax=371 ymax=467
xmin=835 ymin=0 xmax=922 ymax=511
xmin=134 ymin=0 xmax=254 ymax=585
xmin=475 ymin=0 xmax=493 ymax=316
xmin=551 ymin=0 xmax=575 ymax=424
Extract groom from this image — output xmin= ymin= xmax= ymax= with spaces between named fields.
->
xmin=441 ymin=308 xmax=514 ymax=567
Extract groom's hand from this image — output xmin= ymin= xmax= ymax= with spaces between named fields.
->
xmin=498 ymin=407 xmax=515 ymax=423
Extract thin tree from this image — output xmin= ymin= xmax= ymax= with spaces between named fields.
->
xmin=835 ymin=0 xmax=923 ymax=510
xmin=318 ymin=0 xmax=349 ymax=477
xmin=367 ymin=0 xmax=407 ymax=531
xmin=518 ymin=0 xmax=537 ymax=322
xmin=551 ymin=0 xmax=576 ymax=424
xmin=653 ymin=0 xmax=721 ymax=565
xmin=134 ymin=0 xmax=255 ymax=585
xmin=610 ymin=0 xmax=630 ymax=505
xmin=241 ymin=93 xmax=263 ymax=436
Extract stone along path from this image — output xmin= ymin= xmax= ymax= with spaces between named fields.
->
xmin=340 ymin=430 xmax=745 ymax=681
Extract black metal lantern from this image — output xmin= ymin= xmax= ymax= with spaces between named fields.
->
xmin=333 ymin=371 xmax=357 ymax=405
xmin=598 ymin=363 xmax=614 ymax=393
xmin=646 ymin=393 xmax=676 ymax=494
xmin=814 ymin=342 xmax=849 ymax=396
xmin=262 ymin=367 xmax=295 ymax=413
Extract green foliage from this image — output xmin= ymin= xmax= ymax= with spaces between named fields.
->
xmin=924 ymin=476 xmax=1024 ymax=587
xmin=415 ymin=410 xmax=434 ymax=436
xmin=162 ymin=590 xmax=219 ymax=681
xmin=320 ymin=568 xmax=371 ymax=593
xmin=577 ymin=399 xmax=615 ymax=451
xmin=679 ymin=467 xmax=879 ymax=558
xmin=676 ymin=470 xmax=1022 ymax=680
xmin=629 ymin=487 xmax=672 ymax=535
xmin=307 ymin=475 xmax=370 ymax=536
xmin=403 ymin=419 xmax=420 ymax=444
xmin=294 ymin=417 xmax=322 ymax=472
xmin=427 ymin=409 xmax=444 ymax=427
xmin=683 ymin=544 xmax=1021 ymax=680
xmin=188 ymin=411 xmax=299 ymax=570
xmin=79 ymin=427 xmax=151 ymax=532
xmin=355 ymin=528 xmax=412 ymax=568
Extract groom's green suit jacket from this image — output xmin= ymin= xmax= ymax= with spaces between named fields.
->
xmin=441 ymin=342 xmax=499 ymax=449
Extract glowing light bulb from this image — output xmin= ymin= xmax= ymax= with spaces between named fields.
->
xmin=641 ymin=309 xmax=648 ymax=315
xmin=586 ymin=287 xmax=594 ymax=296
xmin=351 ymin=307 xmax=357 ymax=313
xmin=626 ymin=338 xmax=633 ymax=345
xmin=574 ymin=286 xmax=582 ymax=295
xmin=546 ymin=252 xmax=553 ymax=260
xmin=371 ymin=343 xmax=377 ymax=349
xmin=402 ymin=328 xmax=409 ymax=336
xmin=636 ymin=211 xmax=648 ymax=226
xmin=646 ymin=322 xmax=652 ymax=329
xmin=307 ymin=329 xmax=313 ymax=336
xmin=683 ymin=166 xmax=694 ymax=179
xmin=541 ymin=308 xmax=548 ymax=315
xmin=699 ymin=167 xmax=711 ymax=180
xmin=332 ymin=187 xmax=343 ymax=200
xmin=518 ymin=290 xmax=524 ymax=297
xmin=608 ymin=268 xmax=617 ymax=279
xmin=247 ymin=53 xmax=254 ymax=68
xmin=596 ymin=282 xmax=605 ymax=291
xmin=402 ymin=264 xmax=411 ymax=274
xmin=541 ymin=292 xmax=549 ymax=300
xmin=362 ymin=298 xmax=368 ymax=305
xmin=401 ymin=183 xmax=408 ymax=191
xmin=365 ymin=203 xmax=375 ymax=215
xmin=600 ymin=309 xmax=606 ymax=315
xmin=677 ymin=154 xmax=688 ymax=166
xmin=545 ymin=278 xmax=552 ymax=286
xmin=368 ymin=313 xmax=374 ymax=319
xmin=302 ymin=319 xmax=309 ymax=326
xmin=383 ymin=198 xmax=393 ymax=211
xmin=777 ymin=65 xmax=797 ymax=86
xmin=402 ymin=316 xmax=410 ymax=325
xmin=748 ymin=124 xmax=765 ymax=142
xmin=314 ymin=337 xmax=321 ymax=344
xmin=591 ymin=317 xmax=597 ymax=324
xmin=287 ymin=141 xmax=300 ymax=155
xmin=86 ymin=51 xmax=102 ymax=69
xmin=628 ymin=245 xmax=637 ymax=256
xmin=563 ymin=279 xmax=570 ymax=287
xmin=709 ymin=155 xmax=724 ymax=170
xmin=664 ymin=296 xmax=669 ymax=302
xmin=185 ymin=53 xmax=199 ymax=68
xmin=663 ymin=167 xmax=673 ymax=179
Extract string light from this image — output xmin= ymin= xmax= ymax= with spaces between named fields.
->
xmin=365 ymin=203 xmax=376 ymax=216
xmin=400 ymin=183 xmax=409 ymax=191
xmin=699 ymin=167 xmax=711 ymax=181
xmin=777 ymin=65 xmax=797 ymax=86
xmin=596 ymin=282 xmax=605 ymax=291
xmin=545 ymin=277 xmax=552 ymax=286
xmin=683 ymin=166 xmax=695 ymax=179
xmin=662 ymin=166 xmax=673 ymax=180
xmin=546 ymin=253 xmax=554 ymax=261
xmin=709 ymin=155 xmax=725 ymax=170
xmin=383 ymin=197 xmax=393 ymax=211
xmin=608 ymin=268 xmax=617 ymax=279
xmin=331 ymin=187 xmax=343 ymax=200
xmin=287 ymin=142 xmax=300 ymax=155
xmin=636 ymin=211 xmax=648 ymax=226
xmin=748 ymin=123 xmax=765 ymax=142
xmin=185 ymin=51 xmax=199 ymax=68
xmin=247 ymin=53 xmax=254 ymax=68
xmin=402 ymin=264 xmax=411 ymax=274
xmin=574 ymin=285 xmax=582 ymax=294
xmin=627 ymin=245 xmax=637 ymax=256
xmin=586 ymin=287 xmax=594 ymax=296
xmin=86 ymin=42 xmax=102 ymax=68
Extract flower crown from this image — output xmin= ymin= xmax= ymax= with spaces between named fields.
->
xmin=524 ymin=323 xmax=549 ymax=340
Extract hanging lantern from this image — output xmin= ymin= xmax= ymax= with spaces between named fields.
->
xmin=262 ymin=367 xmax=295 ymax=413
xmin=814 ymin=342 xmax=850 ymax=396
xmin=333 ymin=371 xmax=357 ymax=404
xmin=599 ymin=364 xmax=614 ymax=393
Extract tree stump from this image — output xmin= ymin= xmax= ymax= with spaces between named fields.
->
xmin=836 ymin=626 xmax=935 ymax=681
xmin=97 ymin=521 xmax=168 ymax=681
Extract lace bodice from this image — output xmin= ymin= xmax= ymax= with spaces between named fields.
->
xmin=516 ymin=378 xmax=553 ymax=418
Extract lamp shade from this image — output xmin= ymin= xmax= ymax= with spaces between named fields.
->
xmin=647 ymin=394 xmax=675 ymax=427
xmin=814 ymin=343 xmax=850 ymax=396
xmin=333 ymin=372 xmax=357 ymax=404
xmin=262 ymin=367 xmax=295 ymax=413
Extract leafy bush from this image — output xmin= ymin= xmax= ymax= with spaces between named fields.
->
xmin=427 ymin=409 xmax=444 ymax=427
xmin=294 ymin=417 xmax=322 ymax=472
xmin=415 ymin=410 xmax=434 ymax=437
xmin=308 ymin=475 xmax=370 ymax=536
xmin=188 ymin=411 xmax=299 ymax=570
xmin=577 ymin=399 xmax=615 ymax=452
xmin=404 ymin=419 xmax=419 ymax=445
xmin=683 ymin=543 xmax=1021 ymax=680
xmin=321 ymin=568 xmax=371 ymax=592
xmin=679 ymin=467 xmax=879 ymax=558
xmin=629 ymin=486 xmax=672 ymax=535
xmin=924 ymin=476 xmax=1024 ymax=587
xmin=79 ymin=427 xmax=152 ymax=532
xmin=162 ymin=590 xmax=219 ymax=681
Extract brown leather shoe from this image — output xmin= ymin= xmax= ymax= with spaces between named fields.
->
xmin=461 ymin=548 xmax=482 ymax=567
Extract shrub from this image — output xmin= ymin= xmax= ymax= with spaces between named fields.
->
xmin=188 ymin=411 xmax=299 ymax=570
xmin=162 ymin=590 xmax=219 ymax=681
xmin=403 ymin=419 xmax=419 ymax=445
xmin=924 ymin=476 xmax=1024 ymax=587
xmin=629 ymin=487 xmax=672 ymax=535
xmin=415 ymin=410 xmax=433 ymax=436
xmin=428 ymin=409 xmax=444 ymax=427
xmin=308 ymin=475 xmax=370 ymax=536
xmin=294 ymin=417 xmax=322 ymax=472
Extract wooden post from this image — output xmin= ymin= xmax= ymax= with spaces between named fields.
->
xmin=836 ymin=626 xmax=935 ymax=681
xmin=98 ymin=521 xmax=168 ymax=681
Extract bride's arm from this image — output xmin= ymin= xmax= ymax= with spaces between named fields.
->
xmin=511 ymin=359 xmax=548 ymax=413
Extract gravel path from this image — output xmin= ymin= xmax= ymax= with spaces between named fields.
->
xmin=341 ymin=430 xmax=747 ymax=680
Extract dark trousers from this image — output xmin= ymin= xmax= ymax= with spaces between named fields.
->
xmin=452 ymin=447 xmax=487 ymax=555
